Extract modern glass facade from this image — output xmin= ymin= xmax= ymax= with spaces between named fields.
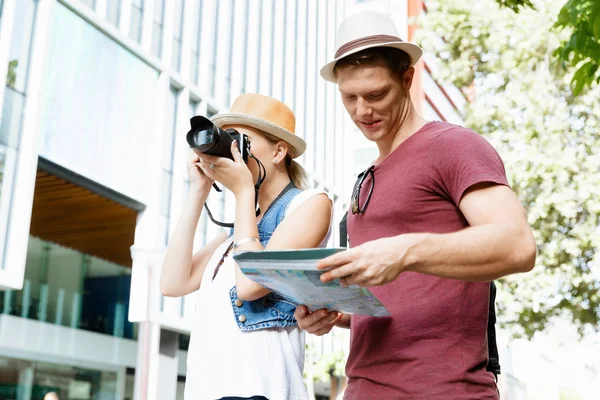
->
xmin=0 ymin=356 xmax=118 ymax=400
xmin=1 ymin=236 xmax=135 ymax=339
xmin=38 ymin=3 xmax=158 ymax=201
xmin=0 ymin=0 xmax=37 ymax=272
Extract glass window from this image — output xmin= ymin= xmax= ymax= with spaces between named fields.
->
xmin=209 ymin=1 xmax=220 ymax=96
xmin=152 ymin=0 xmax=165 ymax=57
xmin=6 ymin=0 xmax=36 ymax=93
xmin=130 ymin=0 xmax=144 ymax=43
xmin=172 ymin=0 xmax=185 ymax=71
xmin=0 ymin=237 xmax=134 ymax=338
xmin=160 ymin=87 xmax=179 ymax=245
xmin=1 ymin=0 xmax=36 ymax=148
xmin=106 ymin=0 xmax=121 ymax=27
xmin=190 ymin=0 xmax=203 ymax=84
xmin=38 ymin=3 xmax=158 ymax=200
xmin=0 ymin=87 xmax=25 ymax=148
xmin=0 ymin=356 xmax=119 ymax=399
xmin=80 ymin=0 xmax=96 ymax=9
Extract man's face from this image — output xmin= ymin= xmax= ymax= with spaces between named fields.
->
xmin=337 ymin=61 xmax=413 ymax=143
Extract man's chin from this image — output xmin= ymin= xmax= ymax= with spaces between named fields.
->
xmin=357 ymin=126 xmax=384 ymax=142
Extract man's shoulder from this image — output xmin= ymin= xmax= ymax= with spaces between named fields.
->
xmin=424 ymin=121 xmax=493 ymax=152
xmin=426 ymin=121 xmax=482 ymax=141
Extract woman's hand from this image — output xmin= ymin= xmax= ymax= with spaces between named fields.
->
xmin=197 ymin=141 xmax=254 ymax=197
xmin=187 ymin=150 xmax=214 ymax=193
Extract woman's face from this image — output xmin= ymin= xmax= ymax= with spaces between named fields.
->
xmin=221 ymin=124 xmax=284 ymax=183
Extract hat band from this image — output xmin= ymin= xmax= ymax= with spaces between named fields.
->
xmin=334 ymin=34 xmax=403 ymax=59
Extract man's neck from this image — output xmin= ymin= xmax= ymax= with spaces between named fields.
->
xmin=375 ymin=103 xmax=428 ymax=164
xmin=257 ymin=173 xmax=292 ymax=216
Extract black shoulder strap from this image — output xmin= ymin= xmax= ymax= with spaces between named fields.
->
xmin=339 ymin=213 xmax=348 ymax=248
xmin=487 ymin=281 xmax=501 ymax=378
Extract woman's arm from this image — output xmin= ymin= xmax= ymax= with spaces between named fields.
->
xmin=160 ymin=187 xmax=228 ymax=297
xmin=234 ymin=192 xmax=332 ymax=300
xmin=160 ymin=150 xmax=227 ymax=297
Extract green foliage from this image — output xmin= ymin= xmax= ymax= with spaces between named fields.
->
xmin=6 ymin=60 xmax=17 ymax=89
xmin=418 ymin=0 xmax=600 ymax=338
xmin=553 ymin=0 xmax=600 ymax=95
xmin=496 ymin=0 xmax=600 ymax=95
xmin=311 ymin=350 xmax=346 ymax=381
xmin=494 ymin=0 xmax=536 ymax=13
xmin=304 ymin=341 xmax=346 ymax=382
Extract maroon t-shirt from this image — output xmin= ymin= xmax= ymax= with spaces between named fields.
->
xmin=345 ymin=122 xmax=508 ymax=399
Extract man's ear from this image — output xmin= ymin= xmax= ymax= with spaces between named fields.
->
xmin=273 ymin=141 xmax=289 ymax=165
xmin=403 ymin=67 xmax=416 ymax=90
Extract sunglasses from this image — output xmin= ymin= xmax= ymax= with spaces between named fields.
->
xmin=351 ymin=165 xmax=375 ymax=215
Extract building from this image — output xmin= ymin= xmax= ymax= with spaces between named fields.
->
xmin=0 ymin=0 xmax=465 ymax=399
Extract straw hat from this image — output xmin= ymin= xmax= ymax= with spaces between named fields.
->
xmin=320 ymin=11 xmax=423 ymax=83
xmin=210 ymin=93 xmax=306 ymax=158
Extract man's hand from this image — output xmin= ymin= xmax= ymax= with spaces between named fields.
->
xmin=294 ymin=306 xmax=347 ymax=336
xmin=318 ymin=235 xmax=418 ymax=287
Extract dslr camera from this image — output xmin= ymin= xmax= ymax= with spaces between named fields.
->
xmin=186 ymin=116 xmax=249 ymax=163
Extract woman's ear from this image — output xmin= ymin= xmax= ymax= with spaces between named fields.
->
xmin=272 ymin=141 xmax=289 ymax=165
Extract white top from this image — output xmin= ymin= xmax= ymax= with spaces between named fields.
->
xmin=185 ymin=189 xmax=331 ymax=400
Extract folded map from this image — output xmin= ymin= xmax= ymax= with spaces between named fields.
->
xmin=232 ymin=248 xmax=390 ymax=317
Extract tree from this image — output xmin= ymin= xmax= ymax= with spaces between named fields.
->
xmin=418 ymin=0 xmax=600 ymax=337
xmin=495 ymin=0 xmax=600 ymax=95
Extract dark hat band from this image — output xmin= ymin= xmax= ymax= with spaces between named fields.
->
xmin=334 ymin=34 xmax=403 ymax=59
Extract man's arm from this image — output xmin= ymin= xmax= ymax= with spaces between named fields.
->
xmin=406 ymin=183 xmax=536 ymax=281
xmin=319 ymin=183 xmax=536 ymax=286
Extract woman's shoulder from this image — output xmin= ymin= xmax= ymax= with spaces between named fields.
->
xmin=285 ymin=188 xmax=332 ymax=217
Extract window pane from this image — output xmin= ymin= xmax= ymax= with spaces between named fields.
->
xmin=153 ymin=0 xmax=164 ymax=24
xmin=173 ymin=0 xmax=184 ymax=40
xmin=0 ymin=87 xmax=25 ymax=148
xmin=129 ymin=8 xmax=143 ymax=43
xmin=172 ymin=39 xmax=181 ymax=71
xmin=38 ymin=3 xmax=158 ymax=199
xmin=162 ymin=88 xmax=178 ymax=170
xmin=132 ymin=0 xmax=144 ymax=8
xmin=158 ymin=215 xmax=169 ymax=247
xmin=80 ymin=0 xmax=96 ymax=9
xmin=190 ymin=51 xmax=199 ymax=84
xmin=152 ymin=23 xmax=163 ymax=57
xmin=191 ymin=0 xmax=203 ymax=51
xmin=106 ymin=0 xmax=121 ymax=26
xmin=160 ymin=170 xmax=172 ymax=216
xmin=0 ymin=145 xmax=17 ymax=230
xmin=7 ymin=0 xmax=36 ymax=93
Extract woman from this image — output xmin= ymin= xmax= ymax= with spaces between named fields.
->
xmin=160 ymin=93 xmax=332 ymax=400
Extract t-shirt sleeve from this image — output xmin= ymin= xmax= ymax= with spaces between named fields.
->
xmin=432 ymin=127 xmax=510 ymax=206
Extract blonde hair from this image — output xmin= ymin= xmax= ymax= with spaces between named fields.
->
xmin=262 ymin=131 xmax=309 ymax=190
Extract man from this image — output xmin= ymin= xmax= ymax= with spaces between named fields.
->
xmin=294 ymin=11 xmax=536 ymax=400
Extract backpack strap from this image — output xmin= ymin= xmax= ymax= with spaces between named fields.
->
xmin=486 ymin=281 xmax=501 ymax=378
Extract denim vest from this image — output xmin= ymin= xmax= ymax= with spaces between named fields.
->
xmin=229 ymin=183 xmax=302 ymax=332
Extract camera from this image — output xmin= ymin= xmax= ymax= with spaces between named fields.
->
xmin=186 ymin=116 xmax=249 ymax=163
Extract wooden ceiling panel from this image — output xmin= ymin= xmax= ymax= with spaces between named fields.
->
xmin=30 ymin=169 xmax=143 ymax=267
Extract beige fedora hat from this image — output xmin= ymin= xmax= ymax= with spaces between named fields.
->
xmin=320 ymin=11 xmax=423 ymax=83
xmin=211 ymin=93 xmax=306 ymax=158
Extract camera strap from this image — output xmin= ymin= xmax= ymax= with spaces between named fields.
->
xmin=203 ymin=152 xmax=267 ymax=228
